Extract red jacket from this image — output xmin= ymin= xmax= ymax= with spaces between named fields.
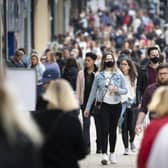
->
xmin=137 ymin=116 xmax=168 ymax=168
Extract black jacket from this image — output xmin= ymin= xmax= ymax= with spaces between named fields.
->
xmin=136 ymin=62 xmax=151 ymax=105
xmin=32 ymin=110 xmax=86 ymax=168
xmin=0 ymin=128 xmax=41 ymax=168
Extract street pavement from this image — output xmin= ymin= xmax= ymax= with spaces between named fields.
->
xmin=79 ymin=116 xmax=143 ymax=168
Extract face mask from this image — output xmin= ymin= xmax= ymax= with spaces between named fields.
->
xmin=150 ymin=57 xmax=160 ymax=64
xmin=105 ymin=61 xmax=115 ymax=67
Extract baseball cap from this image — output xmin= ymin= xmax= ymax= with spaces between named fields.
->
xmin=42 ymin=68 xmax=59 ymax=84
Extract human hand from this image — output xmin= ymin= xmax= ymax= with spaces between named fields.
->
xmin=84 ymin=111 xmax=89 ymax=117
xmin=109 ymin=86 xmax=118 ymax=95
xmin=137 ymin=103 xmax=141 ymax=109
xmin=135 ymin=123 xmax=143 ymax=135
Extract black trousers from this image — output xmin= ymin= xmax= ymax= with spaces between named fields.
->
xmin=121 ymin=108 xmax=137 ymax=148
xmin=81 ymin=106 xmax=101 ymax=151
xmin=100 ymin=102 xmax=121 ymax=153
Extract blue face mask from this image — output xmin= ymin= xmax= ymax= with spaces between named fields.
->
xmin=150 ymin=57 xmax=160 ymax=64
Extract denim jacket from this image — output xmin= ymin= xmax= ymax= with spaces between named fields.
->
xmin=85 ymin=71 xmax=128 ymax=112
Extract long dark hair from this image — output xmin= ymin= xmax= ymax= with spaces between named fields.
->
xmin=64 ymin=57 xmax=79 ymax=70
xmin=120 ymin=58 xmax=138 ymax=86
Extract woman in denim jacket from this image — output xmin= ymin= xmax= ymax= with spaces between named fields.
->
xmin=84 ymin=52 xmax=127 ymax=165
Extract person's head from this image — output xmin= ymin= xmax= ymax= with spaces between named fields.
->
xmin=18 ymin=48 xmax=26 ymax=55
xmin=63 ymin=49 xmax=70 ymax=60
xmin=120 ymin=58 xmax=137 ymax=86
xmin=14 ymin=50 xmax=24 ymax=62
xmin=100 ymin=51 xmax=116 ymax=71
xmin=55 ymin=50 xmax=63 ymax=60
xmin=46 ymin=51 xmax=56 ymax=63
xmin=43 ymin=79 xmax=79 ymax=111
xmin=148 ymin=86 xmax=168 ymax=118
xmin=122 ymin=40 xmax=131 ymax=50
xmin=31 ymin=52 xmax=40 ymax=66
xmin=64 ymin=57 xmax=79 ymax=69
xmin=85 ymin=52 xmax=97 ymax=69
xmin=147 ymin=46 xmax=160 ymax=64
xmin=42 ymin=69 xmax=60 ymax=89
xmin=70 ymin=48 xmax=79 ymax=59
xmin=156 ymin=63 xmax=168 ymax=85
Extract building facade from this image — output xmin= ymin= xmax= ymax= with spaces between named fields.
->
xmin=1 ymin=0 xmax=89 ymax=58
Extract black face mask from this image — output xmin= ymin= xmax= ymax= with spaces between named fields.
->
xmin=150 ymin=57 xmax=160 ymax=64
xmin=105 ymin=61 xmax=115 ymax=67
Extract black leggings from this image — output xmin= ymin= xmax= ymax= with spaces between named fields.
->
xmin=100 ymin=102 xmax=121 ymax=153
xmin=121 ymin=108 xmax=137 ymax=148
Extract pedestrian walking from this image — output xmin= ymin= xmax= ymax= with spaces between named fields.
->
xmin=33 ymin=79 xmax=87 ymax=168
xmin=76 ymin=52 xmax=101 ymax=154
xmin=119 ymin=57 xmax=138 ymax=155
xmin=136 ymin=46 xmax=161 ymax=106
xmin=135 ymin=63 xmax=168 ymax=134
xmin=62 ymin=57 xmax=79 ymax=91
xmin=84 ymin=51 xmax=127 ymax=165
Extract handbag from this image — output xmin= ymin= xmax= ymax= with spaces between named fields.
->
xmin=91 ymin=102 xmax=102 ymax=116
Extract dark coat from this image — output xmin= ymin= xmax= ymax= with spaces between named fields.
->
xmin=32 ymin=109 xmax=87 ymax=168
xmin=0 ymin=128 xmax=41 ymax=168
xmin=136 ymin=63 xmax=149 ymax=105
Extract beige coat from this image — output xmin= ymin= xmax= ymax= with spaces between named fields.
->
xmin=76 ymin=70 xmax=85 ymax=105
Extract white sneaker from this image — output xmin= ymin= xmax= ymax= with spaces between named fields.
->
xmin=123 ymin=148 xmax=129 ymax=155
xmin=109 ymin=153 xmax=117 ymax=164
xmin=130 ymin=143 xmax=136 ymax=152
xmin=101 ymin=153 xmax=108 ymax=165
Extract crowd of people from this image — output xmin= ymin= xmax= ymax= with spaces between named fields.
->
xmin=2 ymin=0 xmax=168 ymax=167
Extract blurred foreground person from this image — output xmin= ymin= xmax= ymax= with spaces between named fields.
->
xmin=138 ymin=86 xmax=168 ymax=168
xmin=0 ymin=69 xmax=43 ymax=168
xmin=33 ymin=79 xmax=87 ymax=168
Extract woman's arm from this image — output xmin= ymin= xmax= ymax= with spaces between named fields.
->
xmin=117 ymin=74 xmax=128 ymax=95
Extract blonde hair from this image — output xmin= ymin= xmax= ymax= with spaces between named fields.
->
xmin=0 ymin=74 xmax=43 ymax=146
xmin=43 ymin=79 xmax=79 ymax=111
xmin=148 ymin=86 xmax=168 ymax=118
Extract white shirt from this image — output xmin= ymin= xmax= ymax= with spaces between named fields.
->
xmin=121 ymin=75 xmax=136 ymax=103
xmin=103 ymin=71 xmax=120 ymax=104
